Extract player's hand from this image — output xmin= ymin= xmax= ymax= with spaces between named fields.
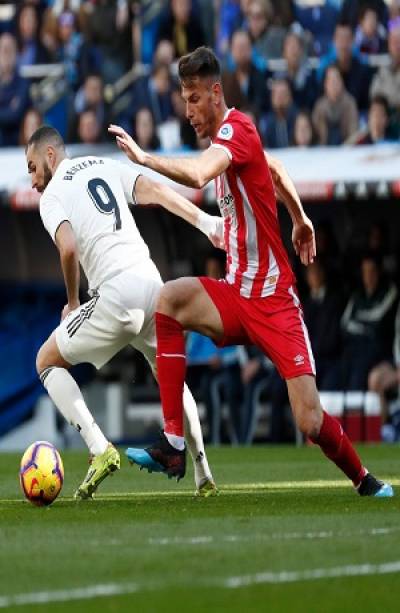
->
xmin=196 ymin=211 xmax=226 ymax=250
xmin=108 ymin=124 xmax=147 ymax=165
xmin=208 ymin=216 xmax=225 ymax=250
xmin=292 ymin=216 xmax=316 ymax=266
xmin=61 ymin=302 xmax=79 ymax=321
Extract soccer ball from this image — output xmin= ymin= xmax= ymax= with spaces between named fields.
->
xmin=19 ymin=441 xmax=64 ymax=506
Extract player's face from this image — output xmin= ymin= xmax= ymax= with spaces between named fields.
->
xmin=181 ymin=77 xmax=219 ymax=139
xmin=26 ymin=145 xmax=53 ymax=193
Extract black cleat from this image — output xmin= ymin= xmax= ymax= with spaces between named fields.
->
xmin=357 ymin=473 xmax=394 ymax=497
xmin=126 ymin=431 xmax=186 ymax=481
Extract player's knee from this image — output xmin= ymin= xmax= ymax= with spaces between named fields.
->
xmin=156 ymin=281 xmax=181 ymax=317
xmin=294 ymin=400 xmax=323 ymax=439
xmin=157 ymin=281 xmax=186 ymax=319
xmin=36 ymin=344 xmax=48 ymax=376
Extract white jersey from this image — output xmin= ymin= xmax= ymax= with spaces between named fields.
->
xmin=40 ymin=156 xmax=151 ymax=289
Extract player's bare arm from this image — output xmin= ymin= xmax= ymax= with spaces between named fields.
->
xmin=108 ymin=124 xmax=230 ymax=189
xmin=134 ymin=175 xmax=225 ymax=250
xmin=55 ymin=221 xmax=80 ymax=319
xmin=265 ymin=152 xmax=316 ymax=266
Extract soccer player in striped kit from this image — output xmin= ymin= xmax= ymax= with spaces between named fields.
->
xmin=110 ymin=46 xmax=393 ymax=497
xmin=25 ymin=125 xmax=222 ymax=499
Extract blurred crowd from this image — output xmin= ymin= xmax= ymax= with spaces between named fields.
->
xmin=0 ymin=0 xmax=400 ymax=149
xmin=186 ymin=219 xmax=400 ymax=444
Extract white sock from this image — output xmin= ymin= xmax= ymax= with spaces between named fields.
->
xmin=40 ymin=367 xmax=108 ymax=456
xmin=183 ymin=383 xmax=213 ymax=487
xmin=165 ymin=432 xmax=185 ymax=450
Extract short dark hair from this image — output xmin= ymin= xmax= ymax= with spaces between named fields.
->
xmin=178 ymin=46 xmax=221 ymax=83
xmin=26 ymin=125 xmax=65 ymax=151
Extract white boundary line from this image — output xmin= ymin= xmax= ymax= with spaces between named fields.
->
xmin=0 ymin=583 xmax=139 ymax=609
xmin=1 ymin=561 xmax=400 ymax=607
xmin=223 ymin=561 xmax=400 ymax=588
xmin=148 ymin=526 xmax=400 ymax=547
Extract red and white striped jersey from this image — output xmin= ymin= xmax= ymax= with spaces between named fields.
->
xmin=211 ymin=108 xmax=295 ymax=299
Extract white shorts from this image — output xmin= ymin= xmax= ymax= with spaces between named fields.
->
xmin=56 ymin=261 xmax=163 ymax=370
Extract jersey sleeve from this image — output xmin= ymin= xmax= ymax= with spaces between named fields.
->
xmin=39 ymin=193 xmax=69 ymax=242
xmin=211 ymin=118 xmax=251 ymax=168
xmin=113 ymin=161 xmax=142 ymax=205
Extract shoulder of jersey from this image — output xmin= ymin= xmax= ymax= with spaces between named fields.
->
xmin=217 ymin=122 xmax=234 ymax=141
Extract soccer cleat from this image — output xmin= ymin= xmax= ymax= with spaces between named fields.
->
xmin=74 ymin=444 xmax=120 ymax=500
xmin=126 ymin=431 xmax=186 ymax=481
xmin=195 ymin=477 xmax=220 ymax=498
xmin=357 ymin=473 xmax=394 ymax=498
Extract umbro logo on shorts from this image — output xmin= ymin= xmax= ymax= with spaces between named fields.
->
xmin=294 ymin=354 xmax=305 ymax=366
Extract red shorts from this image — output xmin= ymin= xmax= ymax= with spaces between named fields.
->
xmin=199 ymin=277 xmax=315 ymax=380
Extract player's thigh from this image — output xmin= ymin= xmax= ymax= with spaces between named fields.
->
xmin=36 ymin=331 xmax=71 ymax=373
xmin=248 ymin=287 xmax=315 ymax=379
xmin=157 ymin=277 xmax=224 ymax=340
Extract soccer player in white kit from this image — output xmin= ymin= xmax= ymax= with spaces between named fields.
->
xmin=25 ymin=125 xmax=222 ymax=499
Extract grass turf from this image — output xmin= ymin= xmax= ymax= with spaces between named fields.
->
xmin=0 ymin=444 xmax=399 ymax=612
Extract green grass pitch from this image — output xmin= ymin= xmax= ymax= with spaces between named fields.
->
xmin=0 ymin=444 xmax=399 ymax=612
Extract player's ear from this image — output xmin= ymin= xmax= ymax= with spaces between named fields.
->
xmin=47 ymin=145 xmax=56 ymax=167
xmin=211 ymin=81 xmax=222 ymax=105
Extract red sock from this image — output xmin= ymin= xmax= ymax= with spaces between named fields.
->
xmin=155 ymin=312 xmax=186 ymax=436
xmin=310 ymin=411 xmax=367 ymax=486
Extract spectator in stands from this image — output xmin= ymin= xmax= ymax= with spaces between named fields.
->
xmin=368 ymin=302 xmax=400 ymax=425
xmin=131 ymin=0 xmax=168 ymax=65
xmin=133 ymin=107 xmax=161 ymax=151
xmin=15 ymin=2 xmax=51 ymax=68
xmin=319 ymin=21 xmax=374 ymax=113
xmin=312 ymin=65 xmax=359 ymax=146
xmin=370 ymin=24 xmax=400 ymax=109
xmin=55 ymin=10 xmax=99 ymax=91
xmin=216 ymin=0 xmax=243 ymax=59
xmin=121 ymin=61 xmax=175 ymax=136
xmin=260 ymin=77 xmax=297 ymax=148
xmin=294 ymin=0 xmax=339 ymax=56
xmin=280 ymin=31 xmax=317 ymax=111
xmin=157 ymin=0 xmax=205 ymax=60
xmin=354 ymin=6 xmax=387 ymax=55
xmin=241 ymin=347 xmax=291 ymax=444
xmin=339 ymin=0 xmax=388 ymax=31
xmin=0 ymin=32 xmax=30 ymax=147
xmin=153 ymin=39 xmax=174 ymax=67
xmin=82 ymin=0 xmax=131 ymax=84
xmin=73 ymin=72 xmax=105 ymax=130
xmin=341 ymin=252 xmax=398 ymax=391
xmin=221 ymin=29 xmax=268 ymax=116
xmin=197 ymin=0 xmax=217 ymax=49
xmin=76 ymin=107 xmax=103 ymax=144
xmin=269 ymin=0 xmax=294 ymax=28
xmin=246 ymin=0 xmax=286 ymax=63
xmin=351 ymin=95 xmax=393 ymax=144
xmin=19 ymin=107 xmax=42 ymax=147
xmin=292 ymin=111 xmax=315 ymax=147
xmin=389 ymin=2 xmax=400 ymax=23
xmin=303 ymin=260 xmax=343 ymax=390
xmin=366 ymin=220 xmax=397 ymax=279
